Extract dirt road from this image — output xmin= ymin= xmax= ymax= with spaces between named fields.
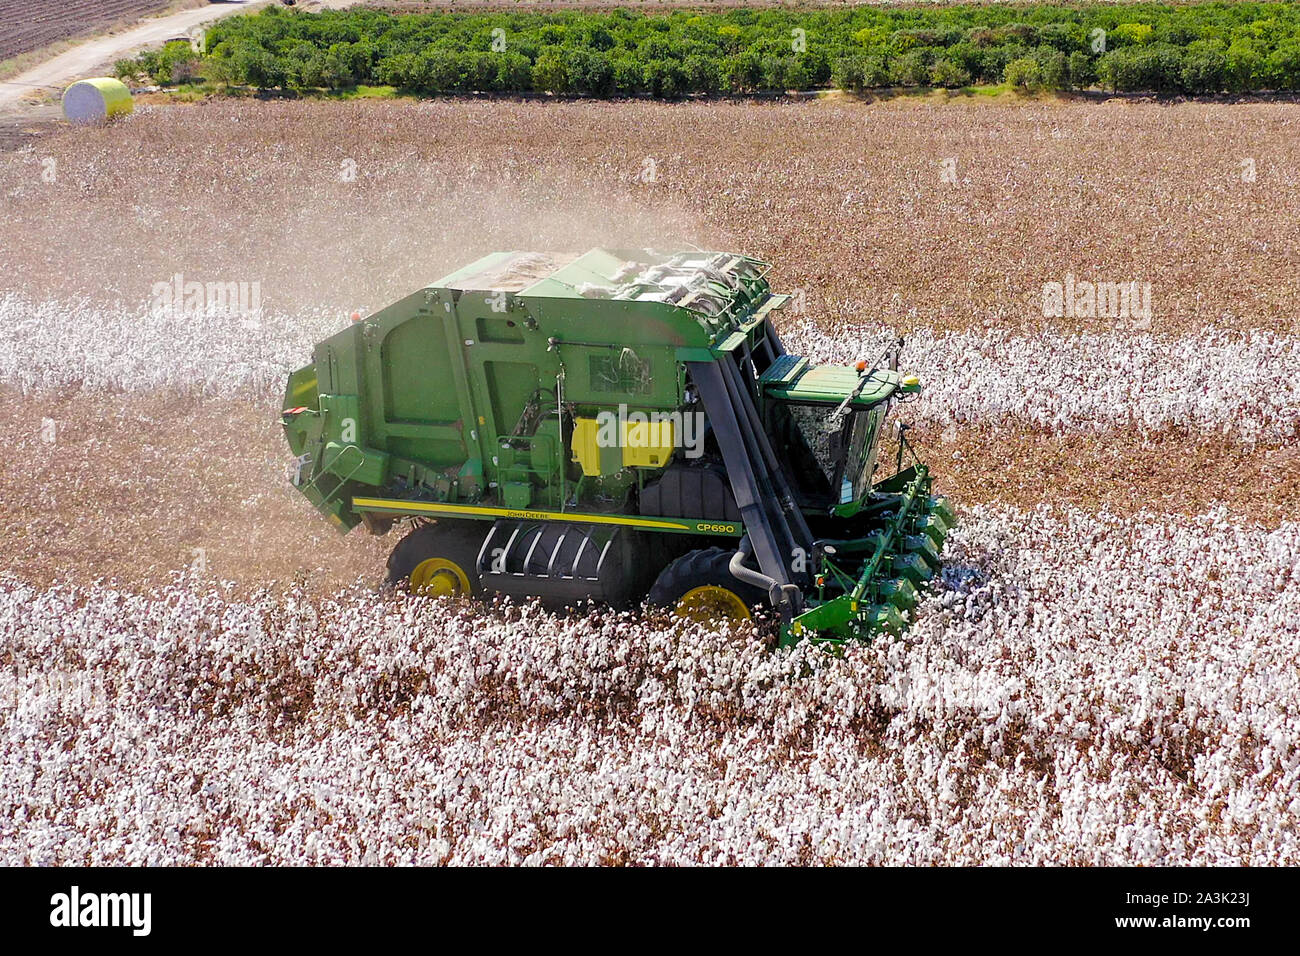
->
xmin=0 ymin=0 xmax=268 ymax=113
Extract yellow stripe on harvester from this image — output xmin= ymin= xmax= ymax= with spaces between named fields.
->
xmin=351 ymin=496 xmax=696 ymax=531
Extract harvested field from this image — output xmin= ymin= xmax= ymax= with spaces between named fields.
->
xmin=0 ymin=96 xmax=1297 ymax=865
xmin=1 ymin=98 xmax=1297 ymax=334
xmin=0 ymin=387 xmax=388 ymax=596
xmin=0 ymin=108 xmax=57 ymax=151
xmin=0 ymin=0 xmax=185 ymax=64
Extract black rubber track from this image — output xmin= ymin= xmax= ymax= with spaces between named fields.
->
xmin=384 ymin=521 xmax=487 ymax=596
xmin=646 ymin=546 xmax=767 ymax=611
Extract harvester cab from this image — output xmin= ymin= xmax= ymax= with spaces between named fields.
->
xmin=282 ymin=248 xmax=953 ymax=644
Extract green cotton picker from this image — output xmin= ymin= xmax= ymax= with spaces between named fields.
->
xmin=281 ymin=249 xmax=954 ymax=645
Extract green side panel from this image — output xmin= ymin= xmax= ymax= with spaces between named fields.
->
xmin=431 ymin=250 xmax=520 ymax=289
xmin=757 ymin=355 xmax=808 ymax=387
xmin=318 ymin=393 xmax=360 ymax=440
xmin=379 ymin=313 xmax=466 ymax=466
xmin=322 ymin=440 xmax=389 ymax=486
xmin=715 ymin=330 xmax=748 ymax=353
xmin=527 ymin=248 xmax=634 ymax=298
xmin=501 ymin=481 xmax=532 ymax=509
xmin=284 ymin=364 xmax=318 ymax=408
xmin=536 ymin=307 xmax=688 ymax=409
xmin=483 ymin=361 xmax=539 ymax=433
xmin=476 ymin=315 xmax=526 ymax=344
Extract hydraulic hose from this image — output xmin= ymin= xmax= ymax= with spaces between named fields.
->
xmin=729 ymin=535 xmax=776 ymax=593
xmin=731 ymin=536 xmax=803 ymax=619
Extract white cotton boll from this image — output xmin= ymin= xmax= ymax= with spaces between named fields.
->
xmin=1 ymin=503 xmax=1298 ymax=865
xmin=784 ymin=322 xmax=1300 ymax=444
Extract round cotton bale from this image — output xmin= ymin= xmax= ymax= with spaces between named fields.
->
xmin=62 ymin=78 xmax=134 ymax=125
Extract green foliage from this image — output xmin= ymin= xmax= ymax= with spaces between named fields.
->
xmin=1036 ymin=48 xmax=1070 ymax=90
xmin=116 ymin=41 xmax=201 ymax=85
xmin=159 ymin=41 xmax=202 ymax=84
xmin=1005 ymin=57 xmax=1043 ymax=91
xmin=186 ymin=3 xmax=1300 ymax=97
xmin=532 ymin=51 xmax=567 ymax=93
xmin=931 ymin=59 xmax=973 ymax=89
xmin=1265 ymin=39 xmax=1300 ymax=90
xmin=1226 ymin=39 xmax=1263 ymax=91
xmin=565 ymin=49 xmax=614 ymax=96
xmin=198 ymin=57 xmax=236 ymax=89
xmin=612 ymin=57 xmax=647 ymax=95
xmin=889 ymin=50 xmax=931 ymax=88
xmin=1181 ymin=42 xmax=1228 ymax=93
xmin=113 ymin=59 xmax=140 ymax=83
xmin=831 ymin=55 xmax=889 ymax=92
xmin=1067 ymin=51 xmax=1097 ymax=89
xmin=1111 ymin=23 xmax=1155 ymax=46
xmin=1098 ymin=43 xmax=1185 ymax=92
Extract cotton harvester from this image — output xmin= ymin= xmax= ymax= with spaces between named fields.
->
xmin=281 ymin=249 xmax=953 ymax=644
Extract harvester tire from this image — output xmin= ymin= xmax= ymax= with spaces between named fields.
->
xmin=647 ymin=547 xmax=767 ymax=623
xmin=386 ymin=521 xmax=486 ymax=598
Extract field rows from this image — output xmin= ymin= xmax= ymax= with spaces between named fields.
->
xmin=0 ymin=0 xmax=175 ymax=63
xmin=2 ymin=504 xmax=1297 ymax=865
xmin=3 ymin=293 xmax=1296 ymax=445
xmin=1 ymin=97 xmax=1297 ymax=865
xmin=2 ymin=99 xmax=1297 ymax=335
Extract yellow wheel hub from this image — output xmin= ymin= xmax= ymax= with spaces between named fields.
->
xmin=675 ymin=585 xmax=751 ymax=623
xmin=409 ymin=557 xmax=471 ymax=598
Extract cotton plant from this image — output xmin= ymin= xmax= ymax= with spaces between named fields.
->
xmin=2 ymin=293 xmax=1295 ymax=445
xmin=0 ymin=293 xmax=343 ymax=398
xmin=1 ymin=506 xmax=1296 ymax=866
xmin=786 ymin=319 xmax=1300 ymax=445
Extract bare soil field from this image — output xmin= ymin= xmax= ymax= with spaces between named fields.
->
xmin=1 ymin=96 xmax=1297 ymax=864
xmin=0 ymin=0 xmax=189 ymax=63
xmin=0 ymin=388 xmax=388 ymax=595
xmin=0 ymin=106 xmax=57 ymax=150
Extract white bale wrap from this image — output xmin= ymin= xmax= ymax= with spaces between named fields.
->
xmin=62 ymin=77 xmax=134 ymax=125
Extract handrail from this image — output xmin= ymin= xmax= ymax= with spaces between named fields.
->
xmin=300 ymin=443 xmax=366 ymax=506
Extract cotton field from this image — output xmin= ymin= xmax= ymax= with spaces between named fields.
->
xmin=1 ymin=96 xmax=1298 ymax=866
xmin=2 ymin=505 xmax=1297 ymax=865
xmin=4 ymin=294 xmax=1296 ymax=444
